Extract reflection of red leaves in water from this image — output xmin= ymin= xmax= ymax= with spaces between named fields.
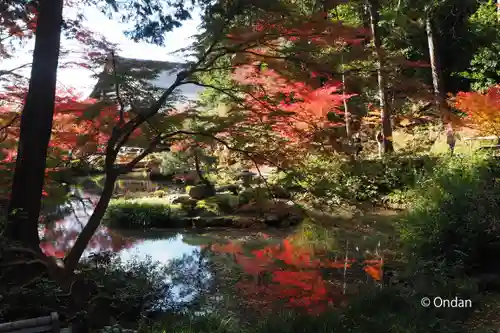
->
xmin=40 ymin=242 xmax=66 ymax=259
xmin=207 ymin=238 xmax=383 ymax=314
xmin=40 ymin=221 xmax=137 ymax=259
xmin=39 ymin=197 xmax=138 ymax=259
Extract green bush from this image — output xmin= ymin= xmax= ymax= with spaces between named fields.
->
xmin=274 ymin=154 xmax=437 ymax=205
xmin=0 ymin=249 xmax=174 ymax=329
xmin=399 ymin=154 xmax=500 ymax=276
xmin=151 ymin=190 xmax=167 ymax=198
xmin=104 ymin=198 xmax=187 ymax=229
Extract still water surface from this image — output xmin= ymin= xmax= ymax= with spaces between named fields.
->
xmin=39 ymin=178 xmax=383 ymax=312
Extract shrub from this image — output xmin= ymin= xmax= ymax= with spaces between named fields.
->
xmin=151 ymin=190 xmax=167 ymax=198
xmin=399 ymin=154 xmax=500 ymax=276
xmin=273 ymin=154 xmax=437 ymax=206
xmin=103 ymin=198 xmax=187 ymax=229
xmin=0 ymin=250 xmax=174 ymax=330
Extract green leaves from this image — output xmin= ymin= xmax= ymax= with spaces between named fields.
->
xmin=81 ymin=100 xmax=113 ymax=120
xmin=326 ymin=111 xmax=342 ymax=122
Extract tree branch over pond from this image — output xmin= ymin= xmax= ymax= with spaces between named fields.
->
xmin=61 ymin=2 xmax=272 ymax=274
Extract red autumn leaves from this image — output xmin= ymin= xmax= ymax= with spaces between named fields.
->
xmin=232 ymin=65 xmax=347 ymax=145
xmin=0 ymin=86 xmax=143 ymax=199
xmin=224 ymin=13 xmax=365 ymax=161
xmin=204 ymin=238 xmax=382 ymax=314
xmin=454 ymin=85 xmax=500 ymax=136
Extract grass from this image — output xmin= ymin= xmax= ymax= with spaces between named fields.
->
xmin=104 ymin=197 xmax=187 ymax=229
xmin=392 ymin=127 xmax=492 ymax=156
xmin=138 ymin=285 xmax=474 ymax=333
xmin=466 ymin=293 xmax=500 ymax=331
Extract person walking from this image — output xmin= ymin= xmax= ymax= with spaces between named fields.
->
xmin=446 ymin=125 xmax=457 ymax=156
xmin=375 ymin=129 xmax=384 ymax=158
xmin=353 ymin=132 xmax=363 ymax=158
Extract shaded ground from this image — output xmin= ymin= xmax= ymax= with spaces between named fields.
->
xmin=467 ymin=294 xmax=500 ymax=332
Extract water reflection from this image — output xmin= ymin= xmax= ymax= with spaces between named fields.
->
xmin=40 ymin=178 xmax=383 ymax=314
xmin=119 ymin=234 xmax=198 ymax=265
xmin=40 ymin=190 xmax=137 ymax=258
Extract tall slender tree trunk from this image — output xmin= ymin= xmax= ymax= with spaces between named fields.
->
xmin=425 ymin=11 xmax=447 ymax=123
xmin=341 ymin=53 xmax=353 ymax=139
xmin=4 ymin=0 xmax=64 ymax=250
xmin=366 ymin=0 xmax=394 ymax=154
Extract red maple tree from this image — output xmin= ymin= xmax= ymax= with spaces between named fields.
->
xmin=453 ymin=85 xmax=500 ymax=136
xmin=0 ymin=85 xmax=143 ymax=199
xmin=232 ymin=65 xmax=348 ymax=140
xmin=220 ymin=12 xmax=367 ymax=167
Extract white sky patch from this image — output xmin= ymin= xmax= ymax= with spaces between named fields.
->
xmin=0 ymin=5 xmax=202 ymax=97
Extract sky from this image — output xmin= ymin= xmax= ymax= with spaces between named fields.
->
xmin=0 ymin=4 xmax=202 ymax=98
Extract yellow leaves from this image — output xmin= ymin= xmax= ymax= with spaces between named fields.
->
xmin=398 ymin=118 xmax=411 ymax=127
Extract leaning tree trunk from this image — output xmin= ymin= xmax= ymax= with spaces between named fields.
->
xmin=425 ymin=11 xmax=448 ymax=123
xmin=5 ymin=0 xmax=64 ymax=250
xmin=63 ymin=171 xmax=118 ymax=273
xmin=366 ymin=0 xmax=394 ymax=154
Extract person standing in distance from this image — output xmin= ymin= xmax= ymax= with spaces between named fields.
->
xmin=446 ymin=124 xmax=458 ymax=156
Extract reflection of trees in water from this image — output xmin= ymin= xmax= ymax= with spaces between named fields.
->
xmin=39 ymin=176 xmax=187 ymax=258
xmin=174 ymin=238 xmax=384 ymax=317
xmin=39 ymin=191 xmax=138 ymax=258
xmin=38 ymin=185 xmax=383 ymax=316
xmin=164 ymin=248 xmax=216 ymax=312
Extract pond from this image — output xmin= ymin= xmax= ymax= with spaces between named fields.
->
xmin=40 ymin=176 xmax=385 ymax=315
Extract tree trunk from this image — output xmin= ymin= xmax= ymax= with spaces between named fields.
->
xmin=341 ymin=54 xmax=353 ymax=139
xmin=63 ymin=172 xmax=118 ymax=273
xmin=4 ymin=0 xmax=64 ymax=250
xmin=425 ymin=12 xmax=447 ymax=122
xmin=193 ymin=149 xmax=212 ymax=188
xmin=366 ymin=0 xmax=394 ymax=154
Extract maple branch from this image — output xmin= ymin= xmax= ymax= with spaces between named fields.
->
xmin=160 ymin=130 xmax=284 ymax=199
xmin=189 ymin=65 xmax=235 ymax=73
xmin=182 ymin=80 xmax=244 ymax=103
xmin=160 ymin=130 xmax=283 ymax=171
xmin=182 ymin=80 xmax=284 ymax=119
xmin=109 ymin=29 xmax=232 ymax=154
xmin=231 ymin=48 xmax=380 ymax=77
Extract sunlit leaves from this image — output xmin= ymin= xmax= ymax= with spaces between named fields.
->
xmin=230 ymin=64 xmax=349 ymax=158
xmin=454 ymin=85 xmax=500 ymax=136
